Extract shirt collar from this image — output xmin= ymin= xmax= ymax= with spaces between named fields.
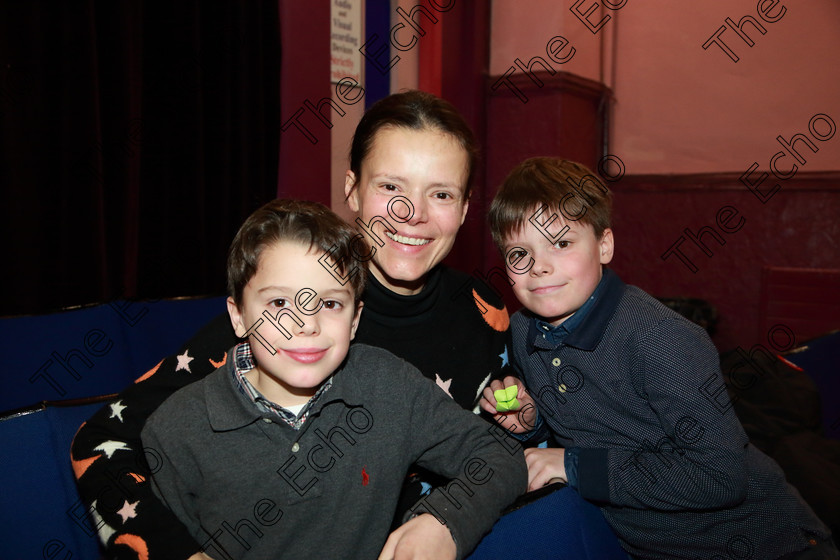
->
xmin=526 ymin=268 xmax=625 ymax=354
xmin=231 ymin=342 xmax=333 ymax=430
xmin=205 ymin=343 xmax=366 ymax=431
xmin=532 ymin=272 xmax=606 ymax=345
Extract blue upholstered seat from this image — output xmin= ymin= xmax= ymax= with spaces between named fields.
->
xmin=0 ymin=401 xmax=107 ymax=559
xmin=468 ymin=485 xmax=628 ymax=560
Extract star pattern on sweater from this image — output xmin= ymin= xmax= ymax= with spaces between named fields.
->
xmin=175 ymin=350 xmax=194 ymax=372
xmin=209 ymin=352 xmax=227 ymax=368
xmin=90 ymin=500 xmax=116 ymax=545
xmin=472 ymin=373 xmax=492 ymax=414
xmin=109 ymin=400 xmax=127 ymax=422
xmin=94 ymin=440 xmax=131 ymax=459
xmin=499 ymin=345 xmax=510 ymax=368
xmin=117 ymin=500 xmax=139 ymax=523
xmin=114 ymin=534 xmax=149 ymax=560
xmin=435 ymin=374 xmax=452 ymax=398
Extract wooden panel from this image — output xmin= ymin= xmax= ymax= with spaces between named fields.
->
xmin=608 ymin=176 xmax=839 ymax=351
xmin=485 ymin=70 xmax=609 ymax=180
xmin=278 ymin=0 xmax=331 ymax=205
xmin=760 ymin=267 xmax=840 ymax=344
xmin=613 ymin=171 xmax=840 ymax=192
xmin=439 ymin=1 xmax=492 ymax=279
xmin=482 ymin=70 xmax=609 ymax=308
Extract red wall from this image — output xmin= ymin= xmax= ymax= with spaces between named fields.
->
xmin=274 ymin=1 xmax=840 ymax=351
xmin=484 ymin=0 xmax=840 ymax=351
xmin=609 ymin=174 xmax=840 ymax=350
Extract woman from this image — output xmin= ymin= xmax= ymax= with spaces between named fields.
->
xmin=71 ymin=91 xmax=623 ymax=560
xmin=344 ymin=91 xmax=509 ymax=411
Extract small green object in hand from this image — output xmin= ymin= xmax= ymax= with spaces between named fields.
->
xmin=494 ymin=385 xmax=520 ymax=412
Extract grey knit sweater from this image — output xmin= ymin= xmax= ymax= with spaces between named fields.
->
xmin=142 ymin=343 xmax=527 ymax=560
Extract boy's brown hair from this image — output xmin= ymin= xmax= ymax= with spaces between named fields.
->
xmin=227 ymin=199 xmax=368 ymax=307
xmin=489 ymin=157 xmax=613 ymax=249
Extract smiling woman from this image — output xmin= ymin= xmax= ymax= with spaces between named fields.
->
xmin=341 ymin=92 xmax=505 ymax=413
xmin=70 ymin=91 xmax=625 ymax=560
xmin=346 ymin=127 xmax=470 ymax=295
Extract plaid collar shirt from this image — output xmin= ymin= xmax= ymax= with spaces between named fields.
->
xmin=230 ymin=341 xmax=333 ymax=430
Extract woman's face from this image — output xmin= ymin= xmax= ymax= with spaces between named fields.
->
xmin=345 ymin=126 xmax=470 ymax=296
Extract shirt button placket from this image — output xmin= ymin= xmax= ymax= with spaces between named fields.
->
xmin=551 ymin=357 xmax=565 ymax=392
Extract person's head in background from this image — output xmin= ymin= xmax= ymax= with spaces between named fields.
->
xmin=344 ymin=90 xmax=478 ymax=295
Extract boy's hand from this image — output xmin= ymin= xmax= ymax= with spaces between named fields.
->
xmin=479 ymin=376 xmax=537 ymax=434
xmin=378 ymin=514 xmax=456 ymax=560
xmin=524 ymin=448 xmax=567 ymax=491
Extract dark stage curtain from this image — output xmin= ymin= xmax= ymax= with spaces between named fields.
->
xmin=0 ymin=1 xmax=281 ymax=316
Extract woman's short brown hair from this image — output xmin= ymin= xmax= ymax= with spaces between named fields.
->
xmin=227 ymin=199 xmax=368 ymax=307
xmin=489 ymin=157 xmax=613 ymax=249
xmin=347 ymin=90 xmax=478 ymax=199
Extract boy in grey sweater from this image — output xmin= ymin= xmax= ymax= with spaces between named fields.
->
xmin=142 ymin=199 xmax=526 ymax=560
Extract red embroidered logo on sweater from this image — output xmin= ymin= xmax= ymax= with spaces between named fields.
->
xmin=362 ymin=466 xmax=370 ymax=486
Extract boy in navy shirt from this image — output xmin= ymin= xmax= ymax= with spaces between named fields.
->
xmin=481 ymin=158 xmax=835 ymax=559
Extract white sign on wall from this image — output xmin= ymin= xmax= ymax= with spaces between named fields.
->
xmin=331 ymin=0 xmax=362 ymax=84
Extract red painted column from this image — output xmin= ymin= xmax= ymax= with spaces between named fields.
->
xmin=277 ymin=0 xmax=332 ymax=205
xmin=434 ymin=1 xmax=492 ymax=281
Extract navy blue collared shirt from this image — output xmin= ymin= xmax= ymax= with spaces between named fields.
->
xmin=531 ymin=271 xmax=608 ymax=347
xmin=524 ymin=269 xmax=611 ymax=489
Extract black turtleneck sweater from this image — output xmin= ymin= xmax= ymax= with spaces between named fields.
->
xmin=356 ymin=266 xmax=511 ymax=410
xmin=71 ymin=266 xmax=513 ymax=559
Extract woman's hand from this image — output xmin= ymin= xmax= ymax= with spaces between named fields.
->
xmin=479 ymin=376 xmax=537 ymax=434
xmin=378 ymin=513 xmax=456 ymax=560
xmin=524 ymin=447 xmax=567 ymax=491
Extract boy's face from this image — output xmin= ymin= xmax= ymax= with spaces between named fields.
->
xmin=227 ymin=241 xmax=363 ymax=406
xmin=503 ymin=214 xmax=613 ymax=327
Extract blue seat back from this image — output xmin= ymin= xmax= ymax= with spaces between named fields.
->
xmin=0 ymin=401 xmax=110 ymax=559
xmin=0 ymin=297 xmax=225 ymax=413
